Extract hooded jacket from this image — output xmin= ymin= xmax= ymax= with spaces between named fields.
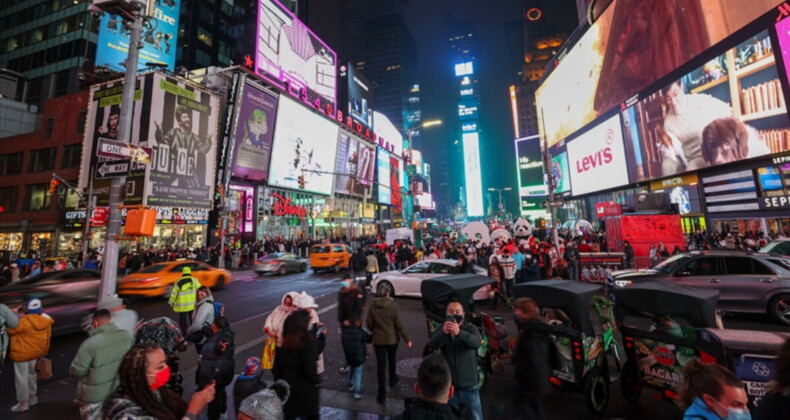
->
xmin=187 ymin=291 xmax=215 ymax=341
xmin=367 ymin=297 xmax=411 ymax=346
xmin=197 ymin=326 xmax=236 ymax=388
xmin=264 ymin=292 xmax=298 ymax=344
xmin=70 ymin=322 xmax=132 ymax=403
xmin=426 ymin=320 xmax=481 ymax=389
xmin=8 ymin=312 xmax=54 ymax=362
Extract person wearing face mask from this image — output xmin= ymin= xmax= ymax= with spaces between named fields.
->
xmin=103 ymin=343 xmax=215 ymax=420
xmin=678 ymin=358 xmax=750 ymax=420
xmin=263 ymin=292 xmax=298 ymax=347
xmin=426 ymin=299 xmax=482 ymax=420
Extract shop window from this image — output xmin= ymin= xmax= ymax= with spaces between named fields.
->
xmin=0 ymin=152 xmax=24 ymax=175
xmin=61 ymin=144 xmax=81 ymax=169
xmin=0 ymin=186 xmax=18 ymax=213
xmin=24 ymin=183 xmax=52 ymax=211
xmin=45 ymin=117 xmax=54 ymax=138
xmin=28 ymin=148 xmax=57 ymax=172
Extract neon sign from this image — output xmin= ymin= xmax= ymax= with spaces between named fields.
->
xmin=272 ymin=192 xmax=307 ymax=221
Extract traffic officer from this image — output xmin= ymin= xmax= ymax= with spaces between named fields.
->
xmin=169 ymin=266 xmax=201 ymax=333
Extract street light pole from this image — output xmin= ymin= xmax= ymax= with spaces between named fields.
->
xmin=487 ymin=187 xmax=512 ymax=215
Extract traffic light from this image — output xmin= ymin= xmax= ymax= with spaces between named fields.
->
xmin=215 ymin=184 xmax=223 ymax=200
xmin=48 ymin=179 xmax=60 ymax=195
xmin=298 ymin=175 xmax=305 ymax=189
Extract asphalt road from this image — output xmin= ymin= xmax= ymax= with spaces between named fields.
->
xmin=2 ymin=268 xmax=789 ymax=419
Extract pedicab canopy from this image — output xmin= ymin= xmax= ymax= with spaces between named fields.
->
xmin=613 ymin=282 xmax=719 ymax=328
xmin=421 ymin=274 xmax=494 ymax=322
xmin=513 ymin=280 xmax=603 ymax=335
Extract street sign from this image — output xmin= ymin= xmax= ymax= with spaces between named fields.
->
xmin=96 ymin=138 xmax=152 ymax=163
xmin=406 ymin=165 xmax=417 ymax=176
xmin=543 ymin=199 xmax=565 ymax=208
xmin=95 ymin=159 xmax=131 ymax=178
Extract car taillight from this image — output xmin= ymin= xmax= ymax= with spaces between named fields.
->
xmin=141 ymin=277 xmax=159 ymax=283
xmin=271 ymin=260 xmax=280 ymax=264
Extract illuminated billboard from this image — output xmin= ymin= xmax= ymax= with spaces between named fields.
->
xmin=566 ymin=114 xmax=629 ymax=196
xmin=458 ymin=100 xmax=479 ymax=121
xmin=377 ymin=148 xmax=391 ymax=204
xmin=95 ymin=3 xmax=180 ymax=72
xmin=515 ymin=136 xmax=546 ymax=196
xmin=463 ymin=132 xmax=484 ymax=216
xmin=536 ymin=0 xmax=780 ymax=148
xmin=461 ymin=122 xmax=477 ymax=132
xmin=256 ymin=0 xmax=337 ymax=108
xmin=268 ymin=96 xmax=339 ymax=195
xmin=460 ymin=87 xmax=474 ymax=97
xmin=551 ymin=148 xmax=572 ymax=194
xmin=391 ymin=155 xmax=403 ymax=213
xmin=347 ymin=63 xmax=374 ymax=129
xmin=334 ymin=132 xmax=375 ymax=198
xmin=454 ymin=61 xmax=474 ymax=76
xmin=231 ymin=82 xmax=278 ymax=182
xmin=373 ymin=111 xmax=404 ymax=156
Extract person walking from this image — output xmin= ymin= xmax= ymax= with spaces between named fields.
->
xmin=512 ymin=298 xmax=556 ymax=420
xmin=426 ymin=299 xmax=482 ymax=420
xmin=393 ymin=353 xmax=469 ymax=420
xmin=338 ymin=277 xmax=365 ymax=373
xmin=264 ymin=292 xmax=298 ymax=347
xmin=366 ymin=250 xmax=379 ymax=291
xmin=169 ymin=266 xmax=201 ymax=333
xmin=367 ymin=288 xmax=412 ymax=404
xmin=564 ymin=241 xmax=581 ymax=281
xmin=296 ymin=292 xmax=326 ymax=375
xmin=196 ymin=317 xmax=236 ymax=420
xmin=186 ymin=286 xmax=215 ymax=354
xmin=69 ymin=309 xmax=132 ymax=420
xmin=8 ymin=298 xmax=54 ymax=412
xmin=0 ymin=302 xmax=20 ymax=372
xmin=488 ymin=258 xmax=508 ymax=310
xmin=272 ymin=311 xmax=320 ymax=420
xmin=623 ymin=241 xmax=635 ymax=269
xmin=341 ymin=315 xmax=372 ymax=399
xmin=498 ymin=249 xmax=517 ymax=307
xmin=351 ymin=248 xmax=369 ymax=282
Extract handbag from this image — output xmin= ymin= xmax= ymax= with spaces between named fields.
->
xmin=35 ymin=357 xmax=52 ymax=380
xmin=261 ymin=336 xmax=276 ymax=370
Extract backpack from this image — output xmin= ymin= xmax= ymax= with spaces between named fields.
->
xmin=214 ymin=301 xmax=224 ymax=318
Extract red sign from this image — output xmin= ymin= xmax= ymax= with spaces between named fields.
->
xmin=595 ymin=201 xmax=622 ymax=217
xmin=653 ymin=346 xmax=677 ymax=367
xmin=271 ymin=193 xmax=307 ymax=222
xmin=91 ymin=207 xmax=108 ymax=227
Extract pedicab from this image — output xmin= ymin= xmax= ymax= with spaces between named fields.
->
xmin=513 ymin=280 xmax=622 ymax=415
xmin=421 ymin=274 xmax=510 ymax=390
xmin=614 ymin=282 xmax=790 ymax=411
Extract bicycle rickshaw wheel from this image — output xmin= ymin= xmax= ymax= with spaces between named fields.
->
xmin=584 ymin=367 xmax=609 ymax=415
xmin=620 ymin=360 xmax=643 ymax=403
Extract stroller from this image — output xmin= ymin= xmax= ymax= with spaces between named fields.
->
xmin=134 ymin=317 xmax=188 ymax=395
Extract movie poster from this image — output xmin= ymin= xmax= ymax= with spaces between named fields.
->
xmin=231 ymin=83 xmax=278 ymax=181
xmin=334 ymin=132 xmax=375 ymax=198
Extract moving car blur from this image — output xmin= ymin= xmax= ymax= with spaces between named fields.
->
xmin=118 ymin=260 xmax=230 ymax=298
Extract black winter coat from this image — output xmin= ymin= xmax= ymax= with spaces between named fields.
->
xmin=196 ymin=327 xmax=235 ymax=388
xmin=337 ymin=289 xmax=365 ymax=323
xmin=272 ymin=343 xmax=320 ymax=418
xmin=392 ymin=398 xmax=471 ymax=420
xmin=232 ymin=372 xmax=268 ymax=413
xmin=341 ymin=325 xmax=371 ymax=367
xmin=514 ymin=319 xmax=554 ymax=396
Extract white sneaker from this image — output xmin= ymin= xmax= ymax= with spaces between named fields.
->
xmin=28 ymin=397 xmax=38 ymax=406
xmin=11 ymin=402 xmax=29 ymax=412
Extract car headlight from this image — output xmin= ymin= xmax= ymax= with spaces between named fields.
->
xmin=615 ymin=280 xmax=632 ymax=288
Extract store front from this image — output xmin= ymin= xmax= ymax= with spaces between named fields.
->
xmin=649 ymin=174 xmax=706 ymax=234
xmin=0 ymin=232 xmax=24 ymax=253
xmin=256 ymin=186 xmax=314 ymax=240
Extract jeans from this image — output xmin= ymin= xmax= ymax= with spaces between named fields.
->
xmin=177 ymin=310 xmax=192 ymax=333
xmin=374 ymin=344 xmax=398 ymax=398
xmin=502 ymin=277 xmax=515 ymax=300
xmin=14 ymin=360 xmax=37 ymax=403
xmin=449 ymin=386 xmax=483 ymax=420
xmin=515 ymin=269 xmax=523 ymax=284
xmin=568 ymin=262 xmax=579 ymax=281
xmin=206 ymin=380 xmax=227 ymax=420
xmin=348 ymin=364 xmax=363 ymax=394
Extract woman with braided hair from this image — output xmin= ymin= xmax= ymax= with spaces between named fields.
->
xmin=103 ymin=343 xmax=215 ymax=420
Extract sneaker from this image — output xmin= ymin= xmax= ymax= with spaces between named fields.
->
xmin=348 ymin=383 xmax=355 ymax=391
xmin=11 ymin=402 xmax=29 ymax=413
xmin=354 ymin=392 xmax=362 ymax=400
xmin=339 ymin=365 xmax=349 ymax=373
xmin=28 ymin=397 xmax=38 ymax=407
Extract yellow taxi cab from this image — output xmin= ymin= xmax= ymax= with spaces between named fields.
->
xmin=118 ymin=260 xmax=231 ymax=298
xmin=309 ymin=243 xmax=353 ymax=273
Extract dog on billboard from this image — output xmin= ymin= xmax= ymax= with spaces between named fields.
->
xmin=701 ymin=116 xmax=771 ymax=165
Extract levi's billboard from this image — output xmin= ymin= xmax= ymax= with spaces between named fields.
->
xmin=566 ymin=114 xmax=629 ymax=196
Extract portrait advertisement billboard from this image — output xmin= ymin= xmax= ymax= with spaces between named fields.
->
xmin=566 ymin=114 xmax=629 ymax=196
xmin=334 ymin=132 xmax=375 ymax=198
xmin=348 ymin=63 xmax=374 ymax=129
xmin=463 ymin=132 xmax=484 ymax=217
xmin=256 ymin=0 xmax=337 ymax=108
xmin=144 ymin=73 xmax=221 ymax=209
xmin=621 ymin=26 xmax=789 ymax=184
xmin=515 ymin=136 xmax=546 ymax=196
xmin=231 ymin=83 xmax=279 ymax=181
xmin=550 ymin=143 xmax=572 ymax=195
xmin=390 ymin=155 xmax=403 ymax=213
xmin=267 ymin=96 xmax=339 ymax=195
xmin=536 ymin=0 xmax=781 ymax=148
xmin=95 ymin=2 xmax=180 ymax=72
xmin=377 ymin=148 xmax=391 ymax=204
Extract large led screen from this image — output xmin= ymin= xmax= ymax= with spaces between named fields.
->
xmin=377 ymin=149 xmax=391 ymax=204
xmin=257 ymin=0 xmax=337 ymax=108
xmin=268 ymin=96 xmax=339 ymax=195
xmin=334 ymin=132 xmax=375 ymax=198
xmin=550 ymin=146 xmax=572 ymax=195
xmin=348 ymin=64 xmax=374 ymax=129
xmin=391 ymin=155 xmax=403 ymax=214
xmin=463 ymin=132 xmax=484 ymax=216
xmin=458 ymin=100 xmax=479 ymax=121
xmin=566 ymin=114 xmax=629 ymax=196
xmin=515 ymin=136 xmax=545 ymax=196
xmin=95 ymin=3 xmax=180 ymax=72
xmin=536 ymin=0 xmax=780 ymax=148
xmin=231 ymin=83 xmax=278 ymax=182
xmin=621 ymin=28 xmax=789 ymax=184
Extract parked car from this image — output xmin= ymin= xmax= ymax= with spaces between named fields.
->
xmin=0 ymin=288 xmax=97 ymax=336
xmin=309 ymin=243 xmax=353 ymax=273
xmin=760 ymin=238 xmax=790 ymax=256
xmin=1 ymin=269 xmax=101 ymax=299
xmin=118 ymin=261 xmax=230 ymax=298
xmin=254 ymin=253 xmax=307 ymax=276
xmin=370 ymin=259 xmax=491 ymax=299
xmin=612 ymin=250 xmax=790 ymax=324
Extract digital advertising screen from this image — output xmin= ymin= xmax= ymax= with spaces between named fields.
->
xmin=536 ymin=0 xmax=779 ymax=148
xmin=334 ymin=132 xmax=375 ymax=198
xmin=458 ymin=100 xmax=479 ymax=121
xmin=390 ymin=155 xmax=403 ymax=214
xmin=621 ymin=27 xmax=789 ymax=184
xmin=256 ymin=0 xmax=337 ymax=108
xmin=515 ymin=136 xmax=546 ymax=196
xmin=566 ymin=114 xmax=629 ymax=196
xmin=348 ymin=63 xmax=374 ymax=129
xmin=267 ymin=96 xmax=339 ymax=195
xmin=231 ymin=83 xmax=278 ymax=182
xmin=377 ymin=148 xmax=391 ymax=204
xmin=551 ymin=147 xmax=572 ymax=195
xmin=756 ymin=163 xmax=790 ymax=209
xmin=405 ymin=149 xmax=424 ymax=176
xmin=463 ymin=132 xmax=484 ymax=217
xmin=95 ymin=2 xmax=180 ymax=72
xmin=373 ymin=110 xmax=404 ymax=156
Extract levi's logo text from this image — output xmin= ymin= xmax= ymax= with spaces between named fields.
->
xmin=576 ymin=148 xmax=613 ymax=173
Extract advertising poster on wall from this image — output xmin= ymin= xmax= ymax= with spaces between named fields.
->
xmin=256 ymin=0 xmax=337 ymax=108
xmin=334 ymin=132 xmax=375 ymax=198
xmin=348 ymin=63 xmax=374 ymax=129
xmin=536 ymin=0 xmax=779 ymax=148
xmin=621 ymin=28 xmax=789 ymax=185
xmin=551 ymin=149 xmax=572 ymax=195
xmin=377 ymin=149 xmax=391 ymax=204
xmin=268 ymin=96 xmax=339 ymax=194
xmin=144 ymin=73 xmax=221 ymax=209
xmin=566 ymin=114 xmax=629 ymax=196
xmin=515 ymin=136 xmax=546 ymax=196
xmin=95 ymin=2 xmax=180 ymax=72
xmin=231 ymin=83 xmax=278 ymax=181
